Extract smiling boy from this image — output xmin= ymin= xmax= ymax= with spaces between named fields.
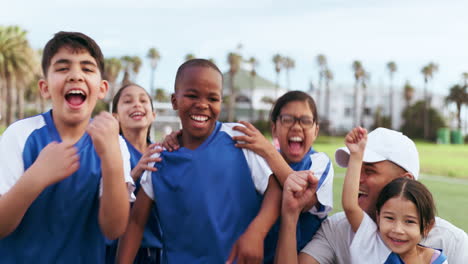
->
xmin=0 ymin=31 xmax=133 ymax=263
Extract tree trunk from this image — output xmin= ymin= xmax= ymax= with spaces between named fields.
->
xmin=17 ymin=80 xmax=25 ymax=120
xmin=5 ymin=71 xmax=14 ymax=125
xmin=353 ymin=81 xmax=359 ymax=127
xmin=250 ymin=75 xmax=255 ymax=122
xmin=227 ymin=73 xmax=236 ymax=122
xmin=423 ymin=80 xmax=429 ymax=140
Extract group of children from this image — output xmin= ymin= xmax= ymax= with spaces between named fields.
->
xmin=0 ymin=31 xmax=454 ymax=264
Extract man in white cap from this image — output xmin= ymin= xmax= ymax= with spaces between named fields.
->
xmin=276 ymin=127 xmax=468 ymax=264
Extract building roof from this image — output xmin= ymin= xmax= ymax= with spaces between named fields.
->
xmin=222 ymin=69 xmax=278 ymax=92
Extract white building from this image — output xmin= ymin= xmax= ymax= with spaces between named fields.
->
xmin=309 ymin=82 xmax=453 ymax=135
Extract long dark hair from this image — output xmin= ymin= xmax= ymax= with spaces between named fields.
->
xmin=112 ymin=83 xmax=154 ymax=142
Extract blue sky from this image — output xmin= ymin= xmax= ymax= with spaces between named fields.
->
xmin=2 ymin=0 xmax=467 ymax=96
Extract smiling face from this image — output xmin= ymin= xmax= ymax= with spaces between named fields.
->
xmin=358 ymin=161 xmax=406 ymax=219
xmin=39 ymin=47 xmax=108 ymax=129
xmin=113 ymin=85 xmax=155 ymax=134
xmin=272 ymin=100 xmax=319 ymax=163
xmin=377 ymin=196 xmax=422 ymax=258
xmin=171 ymin=66 xmax=222 ymax=149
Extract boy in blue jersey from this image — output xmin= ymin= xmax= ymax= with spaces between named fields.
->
xmin=117 ymin=59 xmax=300 ymax=264
xmin=0 ymin=31 xmax=134 ymax=263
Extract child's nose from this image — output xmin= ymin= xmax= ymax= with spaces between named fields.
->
xmin=67 ymin=68 xmax=84 ymax=82
xmin=392 ymin=222 xmax=404 ymax=234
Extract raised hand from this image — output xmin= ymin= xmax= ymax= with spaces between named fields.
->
xmin=232 ymin=121 xmax=276 ymax=158
xmin=282 ymin=171 xmax=318 ymax=218
xmin=86 ymin=112 xmax=120 ymax=157
xmin=131 ymin=143 xmax=163 ymax=181
xmin=32 ymin=141 xmax=80 ymax=187
xmin=344 ymin=126 xmax=367 ymax=154
xmin=161 ymin=130 xmax=182 ymax=152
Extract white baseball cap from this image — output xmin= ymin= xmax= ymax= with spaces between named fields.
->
xmin=335 ymin=127 xmax=420 ymax=179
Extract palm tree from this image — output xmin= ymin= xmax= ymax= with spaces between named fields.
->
xmin=403 ymin=81 xmax=415 ymax=109
xmin=446 ymin=84 xmax=468 ymax=130
xmin=323 ymin=68 xmax=333 ymax=124
xmin=155 ymin=88 xmax=168 ymax=102
xmin=352 ymin=60 xmax=364 ymax=127
xmin=386 ymin=61 xmax=397 ymax=128
xmin=282 ymin=56 xmax=295 ymax=91
xmin=462 ymin=72 xmax=468 ymax=87
xmin=120 ymin=56 xmax=142 ymax=86
xmin=248 ymin=57 xmax=258 ymax=121
xmin=421 ymin=62 xmax=439 ymax=139
xmin=272 ymin=54 xmax=282 ymax=98
xmin=227 ymin=52 xmax=242 ymax=122
xmin=104 ymin=57 xmax=122 ymax=101
xmin=360 ymin=70 xmax=370 ymax=127
xmin=0 ymin=26 xmax=36 ymax=125
xmin=147 ymin=47 xmax=160 ymax=96
xmin=185 ymin=53 xmax=196 ymax=61
xmin=316 ymin=54 xmax=327 ymax=114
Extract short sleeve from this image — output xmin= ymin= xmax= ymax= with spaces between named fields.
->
xmin=99 ymin=136 xmax=136 ymax=202
xmin=139 ymin=147 xmax=162 ymax=201
xmin=300 ymin=219 xmax=336 ymax=264
xmin=0 ymin=126 xmax=25 ymax=195
xmin=0 ymin=117 xmax=45 ymax=195
xmin=140 ymin=170 xmax=155 ymax=200
xmin=350 ymin=213 xmax=390 ymax=264
xmin=220 ymin=123 xmax=272 ymax=194
xmin=307 ymin=152 xmax=334 ymax=218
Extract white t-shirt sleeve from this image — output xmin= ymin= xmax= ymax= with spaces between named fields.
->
xmin=140 ymin=170 xmax=155 ymax=200
xmin=0 ymin=116 xmax=45 ymax=195
xmin=221 ymin=123 xmax=272 ymax=194
xmin=301 ymin=212 xmax=352 ymax=264
xmin=307 ymin=152 xmax=334 ymax=218
xmin=99 ymin=136 xmax=136 ymax=202
xmin=139 ymin=148 xmax=162 ymax=201
xmin=350 ymin=213 xmax=391 ymax=264
xmin=423 ymin=217 xmax=468 ymax=264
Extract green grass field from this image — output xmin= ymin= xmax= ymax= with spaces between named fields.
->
xmin=314 ymin=136 xmax=468 ymax=179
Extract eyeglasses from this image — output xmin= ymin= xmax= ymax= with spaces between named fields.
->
xmin=278 ymin=114 xmax=315 ymax=128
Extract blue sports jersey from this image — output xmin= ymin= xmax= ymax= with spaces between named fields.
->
xmin=140 ymin=122 xmax=271 ymax=263
xmin=264 ymin=148 xmax=333 ymax=263
xmin=0 ymin=110 xmax=132 ymax=263
xmin=124 ymin=138 xmax=162 ymax=249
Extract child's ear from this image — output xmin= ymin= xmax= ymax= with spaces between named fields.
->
xmin=98 ymin=80 xmax=109 ymax=100
xmin=271 ymin=123 xmax=277 ymax=138
xmin=171 ymin=93 xmax=178 ymax=110
xmin=150 ymin=111 xmax=157 ymax=122
xmin=38 ymin=79 xmax=51 ymax=99
xmin=314 ymin=124 xmax=320 ymax=137
xmin=401 ymin=171 xmax=415 ymax=180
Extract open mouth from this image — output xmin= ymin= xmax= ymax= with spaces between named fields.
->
xmin=190 ymin=115 xmax=209 ymax=122
xmin=130 ymin=111 xmax=146 ymax=120
xmin=65 ymin=89 xmax=86 ymax=107
xmin=288 ymin=136 xmax=303 ymax=155
xmin=358 ymin=190 xmax=368 ymax=198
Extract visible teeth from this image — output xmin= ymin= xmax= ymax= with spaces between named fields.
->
xmin=191 ymin=115 xmax=208 ymax=121
xmin=130 ymin=112 xmax=145 ymax=117
xmin=289 ymin=137 xmax=303 ymax=142
xmin=67 ymin=90 xmax=85 ymax=95
xmin=358 ymin=190 xmax=368 ymax=195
